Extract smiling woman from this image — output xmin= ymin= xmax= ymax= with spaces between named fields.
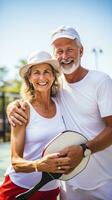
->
xmin=20 ymin=51 xmax=61 ymax=102
xmin=30 ymin=64 xmax=54 ymax=94
xmin=0 ymin=51 xmax=67 ymax=200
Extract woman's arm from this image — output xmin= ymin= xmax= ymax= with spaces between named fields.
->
xmin=11 ymin=104 xmax=36 ymax=173
xmin=11 ymin=103 xmax=70 ymax=174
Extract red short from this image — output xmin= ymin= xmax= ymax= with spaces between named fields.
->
xmin=0 ymin=175 xmax=60 ymax=200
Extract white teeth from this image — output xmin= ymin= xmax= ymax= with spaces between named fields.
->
xmin=63 ymin=61 xmax=70 ymax=64
xmin=61 ymin=59 xmax=73 ymax=64
xmin=38 ymin=82 xmax=47 ymax=85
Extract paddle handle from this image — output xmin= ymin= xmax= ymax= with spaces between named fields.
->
xmin=15 ymin=172 xmax=61 ymax=200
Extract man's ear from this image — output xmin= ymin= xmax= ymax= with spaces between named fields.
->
xmin=80 ymin=47 xmax=83 ymax=57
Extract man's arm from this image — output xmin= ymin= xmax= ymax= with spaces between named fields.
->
xmin=59 ymin=115 xmax=112 ymax=173
xmin=7 ymin=100 xmax=28 ymax=126
xmin=86 ymin=116 xmax=112 ymax=153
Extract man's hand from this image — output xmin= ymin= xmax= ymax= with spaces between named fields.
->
xmin=7 ymin=100 xmax=28 ymax=126
xmin=59 ymin=145 xmax=83 ymax=174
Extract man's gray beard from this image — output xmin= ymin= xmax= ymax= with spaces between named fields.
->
xmin=61 ymin=62 xmax=80 ymax=75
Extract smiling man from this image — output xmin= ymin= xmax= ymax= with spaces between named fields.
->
xmin=50 ymin=25 xmax=112 ymax=200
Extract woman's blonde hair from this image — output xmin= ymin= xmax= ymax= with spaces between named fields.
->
xmin=20 ymin=65 xmax=60 ymax=101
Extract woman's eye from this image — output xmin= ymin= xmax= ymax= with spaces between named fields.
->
xmin=32 ymin=70 xmax=52 ymax=75
xmin=33 ymin=71 xmax=40 ymax=74
xmin=44 ymin=70 xmax=51 ymax=74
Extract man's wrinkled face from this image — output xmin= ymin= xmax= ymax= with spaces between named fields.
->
xmin=53 ymin=38 xmax=83 ymax=74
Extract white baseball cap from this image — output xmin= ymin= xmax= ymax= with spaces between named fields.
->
xmin=19 ymin=51 xmax=60 ymax=78
xmin=51 ymin=25 xmax=81 ymax=44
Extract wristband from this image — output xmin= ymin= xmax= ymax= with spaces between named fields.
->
xmin=34 ymin=161 xmax=38 ymax=172
xmin=80 ymin=143 xmax=91 ymax=157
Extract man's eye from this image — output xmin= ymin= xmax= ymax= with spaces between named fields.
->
xmin=67 ymin=49 xmax=73 ymax=52
xmin=57 ymin=50 xmax=63 ymax=55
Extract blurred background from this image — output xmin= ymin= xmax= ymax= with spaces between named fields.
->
xmin=0 ymin=0 xmax=112 ymax=183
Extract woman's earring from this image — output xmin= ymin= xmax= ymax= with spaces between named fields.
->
xmin=51 ymin=84 xmax=56 ymax=96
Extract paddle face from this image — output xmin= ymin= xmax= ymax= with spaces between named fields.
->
xmin=43 ymin=130 xmax=90 ymax=180
xmin=16 ymin=130 xmax=90 ymax=199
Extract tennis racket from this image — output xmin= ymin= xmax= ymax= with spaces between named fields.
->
xmin=16 ymin=130 xmax=90 ymax=200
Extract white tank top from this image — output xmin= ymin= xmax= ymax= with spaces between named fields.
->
xmin=6 ymin=99 xmax=65 ymax=190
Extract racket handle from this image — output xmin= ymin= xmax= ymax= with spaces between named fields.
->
xmin=15 ymin=172 xmax=61 ymax=200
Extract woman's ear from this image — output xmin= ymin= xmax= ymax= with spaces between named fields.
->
xmin=29 ymin=76 xmax=32 ymax=84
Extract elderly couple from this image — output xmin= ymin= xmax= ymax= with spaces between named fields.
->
xmin=0 ymin=25 xmax=112 ymax=200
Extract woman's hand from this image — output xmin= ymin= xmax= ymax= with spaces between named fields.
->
xmin=35 ymin=153 xmax=71 ymax=174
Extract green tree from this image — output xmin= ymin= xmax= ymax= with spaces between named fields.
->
xmin=15 ymin=58 xmax=27 ymax=80
xmin=0 ymin=66 xmax=8 ymax=89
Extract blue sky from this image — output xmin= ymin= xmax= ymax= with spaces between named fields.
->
xmin=0 ymin=0 xmax=112 ymax=78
